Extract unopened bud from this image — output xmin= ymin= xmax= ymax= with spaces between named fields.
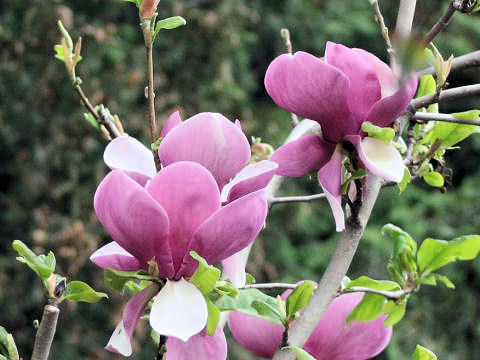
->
xmin=140 ymin=0 xmax=161 ymax=20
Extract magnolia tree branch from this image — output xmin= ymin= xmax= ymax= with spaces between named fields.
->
xmin=268 ymin=193 xmax=326 ymax=207
xmin=417 ymin=50 xmax=480 ymax=77
xmin=343 ymin=285 xmax=418 ymax=300
xmin=241 ymin=283 xmax=298 ymax=290
xmin=415 ymin=111 xmax=480 ymax=126
xmin=369 ymin=0 xmax=395 ymax=58
xmin=421 ymin=1 xmax=456 ymax=47
xmin=412 ymin=84 xmax=480 ymax=109
xmin=395 ymin=0 xmax=417 ymax=38
xmin=31 ymin=304 xmax=60 ymax=360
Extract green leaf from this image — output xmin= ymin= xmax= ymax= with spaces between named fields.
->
xmin=153 ymin=16 xmax=187 ymax=40
xmin=451 ymin=109 xmax=480 ymax=121
xmin=282 ymin=346 xmax=316 ymax=360
xmin=398 ymin=167 xmax=411 ymax=192
xmin=341 ymin=169 xmax=367 ymax=195
xmin=347 ymin=293 xmax=385 ymax=323
xmin=64 ymin=281 xmax=108 ymax=303
xmin=57 ymin=20 xmax=73 ymax=50
xmin=285 ymin=281 xmax=315 ymax=318
xmin=361 ymin=121 xmax=395 ymax=142
xmin=214 ymin=281 xmax=239 ymax=298
xmin=0 ymin=326 xmax=19 ymax=360
xmin=428 ymin=121 xmax=476 ymax=150
xmin=412 ymin=345 xmax=438 ymax=360
xmin=382 ymin=224 xmax=417 ymax=257
xmin=418 ymin=273 xmax=455 ymax=289
xmin=346 ymin=276 xmax=401 ymax=291
xmin=217 ymin=288 xmax=284 ymax=325
xmin=54 ymin=44 xmax=66 ymax=62
xmin=205 ymin=297 xmax=220 ymax=336
xmin=417 ymin=75 xmax=436 ymax=98
xmin=392 ymin=137 xmax=407 ymax=154
xmin=83 ymin=113 xmax=101 ymax=130
xmin=423 ymin=171 xmax=444 ymax=187
xmin=383 ymin=300 xmax=407 ymax=326
xmin=245 ymin=273 xmax=256 ymax=285
xmin=417 ymin=235 xmax=480 ymax=275
xmin=104 ymin=268 xmax=158 ymax=293
xmin=251 ymin=300 xmax=285 ymax=325
xmin=189 ymin=251 xmax=221 ymax=295
xmin=12 ymin=240 xmax=56 ymax=281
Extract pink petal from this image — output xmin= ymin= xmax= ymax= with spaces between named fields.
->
xmin=353 ymin=48 xmax=398 ymax=98
xmin=104 ymin=136 xmax=156 ymax=183
xmin=221 ymin=160 xmax=278 ymax=203
xmin=166 ymin=326 xmax=227 ymax=360
xmin=365 ymin=74 xmax=418 ymax=128
xmin=269 ymin=135 xmax=336 ymax=177
xmin=106 ymin=284 xmax=159 ymax=356
xmin=90 ymin=241 xmax=141 ymax=271
xmin=159 ymin=112 xmax=251 ymax=186
xmin=146 ymin=162 xmax=221 ymax=274
xmin=264 ymin=51 xmax=354 ymax=143
xmin=228 ymin=310 xmax=283 ymax=358
xmin=346 ymin=135 xmax=404 ymax=183
xmin=150 ymin=278 xmax=208 ymax=341
xmin=318 ymin=150 xmax=345 ymax=232
xmin=325 ymin=42 xmax=381 ymax=123
xmin=160 ymin=110 xmax=182 ymax=139
xmin=221 ymin=246 xmax=251 ymax=287
xmin=178 ymin=189 xmax=267 ymax=277
xmin=94 ymin=170 xmax=174 ymax=278
xmin=304 ymin=293 xmax=392 ymax=360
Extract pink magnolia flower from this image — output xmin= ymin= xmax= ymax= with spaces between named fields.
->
xmin=229 ymin=292 xmax=392 ymax=359
xmin=103 ymin=111 xmax=277 ymax=286
xmin=266 ymin=42 xmax=418 ymax=231
xmin=91 ymin=161 xmax=268 ymax=357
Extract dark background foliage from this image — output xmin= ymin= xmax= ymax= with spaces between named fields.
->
xmin=1 ymin=0 xmax=479 ymax=359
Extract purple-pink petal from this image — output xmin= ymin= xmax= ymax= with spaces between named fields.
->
xmin=90 ymin=241 xmax=141 ymax=272
xmin=178 ymin=189 xmax=267 ymax=277
xmin=304 ymin=293 xmax=392 ymax=360
xmin=221 ymin=160 xmax=278 ymax=203
xmin=146 ymin=162 xmax=221 ymax=274
xmin=105 ymin=284 xmax=159 ymax=356
xmin=166 ymin=326 xmax=227 ymax=360
xmin=160 ymin=110 xmax=183 ymax=139
xmin=269 ymin=135 xmax=336 ymax=177
xmin=325 ymin=42 xmax=381 ymax=123
xmin=264 ymin=51 xmax=354 ymax=143
xmin=318 ymin=150 xmax=345 ymax=232
xmin=158 ymin=112 xmax=251 ymax=186
xmin=228 ymin=310 xmax=283 ymax=358
xmin=94 ymin=170 xmax=175 ymax=278
xmin=365 ymin=73 xmax=418 ymax=128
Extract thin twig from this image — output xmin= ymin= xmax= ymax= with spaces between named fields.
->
xmin=412 ymin=84 xmax=480 ymax=109
xmin=417 ymin=50 xmax=480 ymax=78
xmin=415 ymin=111 xmax=480 ymax=126
xmin=268 ymin=193 xmax=326 ymax=207
xmin=98 ymin=105 xmax=122 ymax=138
xmin=421 ymin=1 xmax=456 ymax=47
xmin=31 ymin=304 xmax=60 ymax=360
xmin=280 ymin=28 xmax=299 ymax=127
xmin=241 ymin=283 xmax=298 ymax=290
xmin=343 ymin=286 xmax=417 ymax=300
xmin=369 ymin=0 xmax=395 ymax=59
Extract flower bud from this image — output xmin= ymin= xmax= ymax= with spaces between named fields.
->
xmin=140 ymin=0 xmax=160 ymax=20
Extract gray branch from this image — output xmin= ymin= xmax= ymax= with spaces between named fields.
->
xmin=412 ymin=84 xmax=480 ymax=109
xmin=415 ymin=111 xmax=480 ymax=126
xmin=31 ymin=304 xmax=60 ymax=360
xmin=417 ymin=50 xmax=480 ymax=78
xmin=268 ymin=193 xmax=326 ymax=207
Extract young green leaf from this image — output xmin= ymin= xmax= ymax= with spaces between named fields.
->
xmin=341 ymin=169 xmax=367 ymax=195
xmin=383 ymin=300 xmax=407 ymax=326
xmin=428 ymin=121 xmax=476 ymax=150
xmin=423 ymin=171 xmax=444 ymax=187
xmin=418 ymin=273 xmax=455 ymax=289
xmin=0 ymin=326 xmax=19 ymax=360
xmin=346 ymin=293 xmax=385 ymax=323
xmin=361 ymin=121 xmax=395 ymax=142
xmin=189 ymin=251 xmax=221 ymax=295
xmin=282 ymin=346 xmax=316 ymax=360
xmin=285 ymin=281 xmax=315 ymax=318
xmin=245 ymin=273 xmax=256 ymax=285
xmin=398 ymin=167 xmax=411 ymax=192
xmin=214 ymin=281 xmax=239 ymax=298
xmin=451 ymin=109 xmax=480 ymax=121
xmin=64 ymin=281 xmax=108 ymax=303
xmin=381 ymin=224 xmax=417 ymax=257
xmin=153 ymin=16 xmax=187 ymax=40
xmin=205 ymin=297 xmax=221 ymax=336
xmin=346 ymin=276 xmax=401 ymax=291
xmin=417 ymin=75 xmax=436 ymax=98
xmin=417 ymin=235 xmax=480 ymax=275
xmin=251 ymin=300 xmax=285 ymax=325
xmin=104 ymin=268 xmax=158 ymax=293
xmin=12 ymin=240 xmax=56 ymax=281
xmin=412 ymin=345 xmax=438 ymax=360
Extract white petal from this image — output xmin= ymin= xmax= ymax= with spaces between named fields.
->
xmin=104 ymin=136 xmax=156 ymax=178
xmin=150 ymin=278 xmax=208 ymax=341
xmin=105 ymin=321 xmax=132 ymax=356
xmin=221 ymin=245 xmax=251 ymax=287
xmin=357 ymin=137 xmax=404 ymax=182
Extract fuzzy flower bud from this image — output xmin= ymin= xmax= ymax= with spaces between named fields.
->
xmin=140 ymin=0 xmax=160 ymax=20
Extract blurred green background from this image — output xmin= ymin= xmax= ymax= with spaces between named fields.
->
xmin=1 ymin=0 xmax=479 ymax=359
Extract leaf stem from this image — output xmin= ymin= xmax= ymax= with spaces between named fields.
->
xmin=268 ymin=193 xmax=326 ymax=207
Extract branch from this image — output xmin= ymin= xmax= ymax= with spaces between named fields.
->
xmin=417 ymin=50 xmax=480 ymax=78
xmin=273 ymin=177 xmax=383 ymax=360
xmin=415 ymin=111 xmax=480 ymax=126
xmin=268 ymin=193 xmax=326 ymax=207
xmin=394 ymin=0 xmax=417 ymax=38
xmin=343 ymin=286 xmax=417 ymax=300
xmin=421 ymin=1 xmax=456 ymax=47
xmin=412 ymin=84 xmax=480 ymax=109
xmin=369 ymin=0 xmax=395 ymax=59
xmin=31 ymin=304 xmax=60 ymax=360
xmin=280 ymin=28 xmax=299 ymax=127
xmin=241 ymin=283 xmax=297 ymax=290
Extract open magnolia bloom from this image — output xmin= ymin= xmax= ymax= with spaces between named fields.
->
xmin=90 ymin=161 xmax=268 ymax=357
xmin=229 ymin=292 xmax=392 ymax=359
xmin=265 ymin=42 xmax=418 ymax=231
xmin=103 ymin=111 xmax=277 ymax=286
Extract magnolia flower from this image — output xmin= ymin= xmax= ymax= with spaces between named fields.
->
xmin=91 ymin=161 xmax=268 ymax=357
xmin=103 ymin=111 xmax=278 ymax=286
xmin=140 ymin=0 xmax=160 ymax=19
xmin=266 ymin=42 xmax=418 ymax=231
xmin=229 ymin=292 xmax=392 ymax=359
